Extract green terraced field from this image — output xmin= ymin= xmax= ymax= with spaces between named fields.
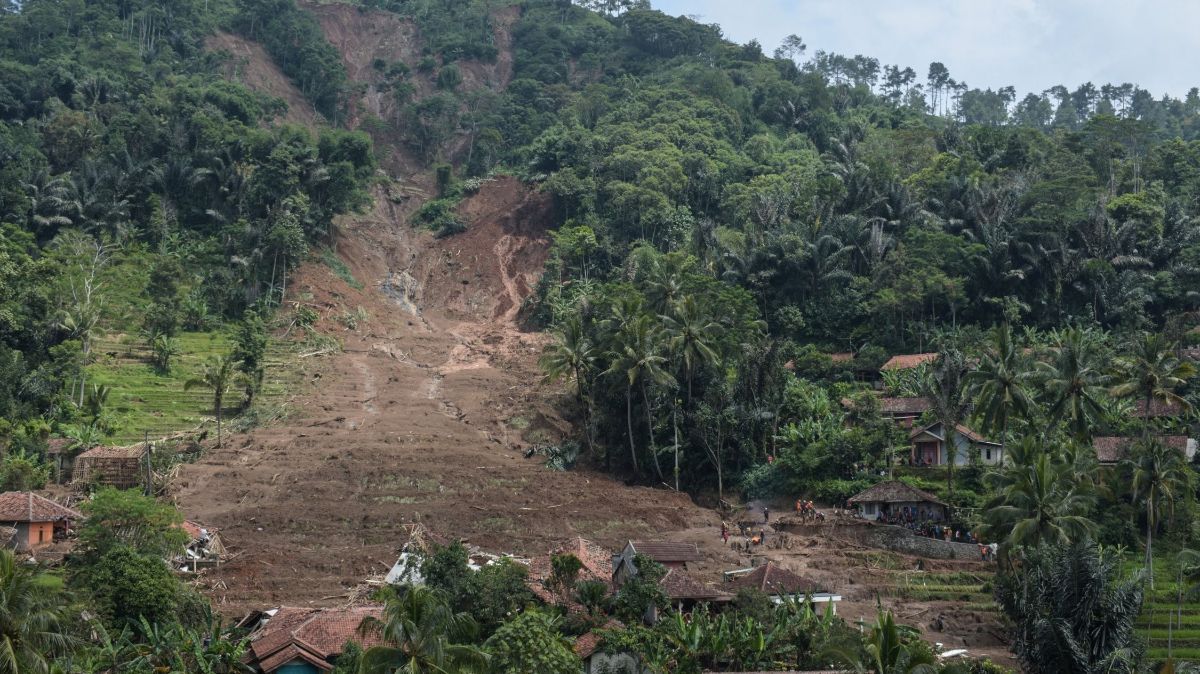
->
xmin=85 ymin=331 xmax=305 ymax=444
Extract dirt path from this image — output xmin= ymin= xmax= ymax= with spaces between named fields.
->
xmin=173 ymin=177 xmax=713 ymax=613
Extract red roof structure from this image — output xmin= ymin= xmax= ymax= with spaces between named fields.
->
xmin=829 ymin=352 xmax=854 ymax=363
xmin=659 ymin=568 xmax=732 ymax=601
xmin=1093 ymin=436 xmax=1191 ymax=464
xmin=881 ymin=353 xmax=938 ymax=371
xmin=728 ymin=562 xmax=821 ymax=596
xmin=573 ymin=619 xmax=624 ymax=658
xmin=908 ymin=422 xmax=994 ymax=445
xmin=246 ymin=606 xmax=383 ymax=673
xmin=1131 ymin=399 xmax=1187 ymax=418
xmin=879 ymin=397 xmax=931 ymax=415
xmin=525 ymin=537 xmax=613 ymax=605
xmin=0 ymin=492 xmax=81 ymax=523
xmin=626 ymin=541 xmax=703 ymax=563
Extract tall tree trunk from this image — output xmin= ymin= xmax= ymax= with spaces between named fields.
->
xmin=672 ymin=402 xmax=680 ymax=491
xmin=1147 ymin=498 xmax=1155 ymax=590
xmin=625 ymin=387 xmax=638 ymax=475
xmin=1143 ymin=391 xmax=1154 ymax=441
xmin=999 ymin=415 xmax=1008 ymax=467
xmin=215 ymin=391 xmax=223 ymax=449
xmin=641 ymin=381 xmax=664 ymax=483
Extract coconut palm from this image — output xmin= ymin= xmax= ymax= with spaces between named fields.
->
xmin=540 ymin=315 xmax=598 ymax=459
xmin=840 ymin=609 xmax=936 ymax=674
xmin=604 ymin=314 xmax=675 ymax=481
xmin=967 ymin=323 xmax=1034 ymax=465
xmin=184 ymin=354 xmax=242 ymax=448
xmin=919 ymin=349 xmax=970 ymax=498
xmin=1128 ymin=439 xmax=1192 ymax=589
xmin=660 ymin=294 xmax=722 ymax=409
xmin=984 ymin=446 xmax=1096 ymax=551
xmin=1110 ymin=333 xmax=1196 ymax=439
xmin=1040 ymin=327 xmax=1111 ymax=440
xmin=0 ymin=549 xmax=77 ymax=673
xmin=357 ymin=585 xmax=488 ymax=674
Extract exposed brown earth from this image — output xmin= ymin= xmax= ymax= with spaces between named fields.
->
xmin=206 ymin=31 xmax=323 ymax=128
xmin=173 ymin=176 xmax=712 ymax=614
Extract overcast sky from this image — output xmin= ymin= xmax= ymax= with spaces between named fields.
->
xmin=651 ymin=0 xmax=1199 ymax=99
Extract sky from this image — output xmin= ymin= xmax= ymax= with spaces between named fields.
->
xmin=651 ymin=0 xmax=1200 ymax=99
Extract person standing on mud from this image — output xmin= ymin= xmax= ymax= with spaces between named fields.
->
xmin=721 ymin=521 xmax=729 ymax=544
xmin=762 ymin=506 xmax=770 ymax=524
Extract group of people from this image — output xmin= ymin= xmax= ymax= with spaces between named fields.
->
xmin=721 ymin=520 xmax=770 ymax=550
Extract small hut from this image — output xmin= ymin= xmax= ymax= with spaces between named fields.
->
xmin=847 ymin=480 xmax=947 ymax=522
xmin=73 ymin=444 xmax=147 ymax=490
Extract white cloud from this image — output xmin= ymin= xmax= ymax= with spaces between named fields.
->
xmin=654 ymin=0 xmax=1198 ymax=98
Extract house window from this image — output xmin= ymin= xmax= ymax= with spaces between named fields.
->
xmin=985 ymin=448 xmax=992 ymax=461
xmin=38 ymin=527 xmax=45 ymax=543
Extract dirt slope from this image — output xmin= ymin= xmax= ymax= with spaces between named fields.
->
xmin=206 ymin=32 xmax=322 ymax=128
xmin=174 ymin=177 xmax=713 ymax=613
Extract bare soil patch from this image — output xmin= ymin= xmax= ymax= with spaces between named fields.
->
xmin=206 ymin=32 xmax=322 ymax=128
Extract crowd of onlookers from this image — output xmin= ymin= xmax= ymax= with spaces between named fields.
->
xmin=853 ymin=504 xmax=999 ymax=561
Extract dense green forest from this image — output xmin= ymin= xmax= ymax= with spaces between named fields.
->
xmin=2 ymin=0 xmax=1200 ymax=669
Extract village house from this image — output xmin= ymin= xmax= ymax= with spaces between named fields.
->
xmin=847 ymin=480 xmax=948 ymax=522
xmin=725 ymin=561 xmax=842 ymax=611
xmin=611 ymin=540 xmax=702 ymax=586
xmin=0 ymin=491 xmax=81 ymax=552
xmin=1131 ymin=399 xmax=1188 ymax=419
xmin=659 ymin=567 xmax=733 ymax=613
xmin=575 ymin=619 xmax=646 ymax=674
xmin=176 ymin=520 xmax=226 ymax=572
xmin=880 ymin=353 xmax=938 ymax=371
xmin=909 ymin=421 xmax=1002 ymax=466
xmin=243 ymin=605 xmax=383 ymax=673
xmin=73 ymin=444 xmax=147 ymax=490
xmin=526 ymin=536 xmax=613 ymax=607
xmin=1092 ymin=435 xmax=1197 ymax=466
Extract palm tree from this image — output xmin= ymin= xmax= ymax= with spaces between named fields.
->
xmin=919 ymin=350 xmax=970 ymax=499
xmin=1128 ymin=439 xmax=1192 ymax=589
xmin=0 ymin=549 xmax=77 ymax=672
xmin=984 ymin=444 xmax=1096 ymax=551
xmin=967 ymin=323 xmax=1034 ymax=465
xmin=540 ymin=316 xmax=598 ymax=458
xmin=604 ymin=315 xmax=675 ymax=482
xmin=660 ymin=295 xmax=722 ymax=409
xmin=1040 ymin=327 xmax=1110 ymax=440
xmin=184 ymin=354 xmax=242 ymax=448
xmin=1110 ymin=333 xmax=1196 ymax=439
xmin=357 ymin=585 xmax=488 ymax=674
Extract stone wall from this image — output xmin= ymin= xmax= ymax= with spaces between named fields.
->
xmin=777 ymin=519 xmax=981 ymax=561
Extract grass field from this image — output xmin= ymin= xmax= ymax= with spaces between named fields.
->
xmin=85 ymin=330 xmax=307 ymax=444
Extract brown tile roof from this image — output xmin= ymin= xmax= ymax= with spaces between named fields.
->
xmin=573 ymin=619 xmax=624 ymax=658
xmin=0 ymin=492 xmax=82 ymax=523
xmin=728 ymin=562 xmax=822 ymax=596
xmin=76 ymin=444 xmax=146 ymax=459
xmin=879 ymin=397 xmax=931 ymax=415
xmin=1132 ymin=399 xmax=1187 ymax=418
xmin=829 ymin=352 xmax=854 ymax=363
xmin=628 ymin=541 xmax=702 ymax=563
xmin=659 ymin=568 xmax=732 ymax=601
xmin=526 ymin=537 xmax=613 ymax=605
xmin=847 ymin=480 xmax=946 ymax=507
xmin=1093 ymin=436 xmax=1190 ymax=464
xmin=45 ymin=438 xmax=72 ymax=455
xmin=247 ymin=606 xmax=383 ymax=672
xmin=909 ymin=421 xmax=994 ymax=445
xmin=881 ymin=353 xmax=938 ymax=370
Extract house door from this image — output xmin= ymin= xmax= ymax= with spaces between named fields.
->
xmin=917 ymin=442 xmax=940 ymax=466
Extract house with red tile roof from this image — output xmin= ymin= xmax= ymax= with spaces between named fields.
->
xmin=525 ymin=537 xmax=613 ymax=607
xmin=1092 ymin=436 xmax=1196 ymax=465
xmin=0 ymin=492 xmax=81 ymax=552
xmin=1130 ymin=399 xmax=1189 ymax=419
xmin=612 ymin=540 xmax=702 ymax=587
xmin=244 ymin=606 xmax=383 ymax=673
xmin=724 ymin=562 xmax=843 ymax=611
xmin=909 ymin=421 xmax=1001 ymax=466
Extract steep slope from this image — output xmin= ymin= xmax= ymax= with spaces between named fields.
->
xmin=206 ymin=31 xmax=323 ymax=128
xmin=173 ymin=177 xmax=712 ymax=612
